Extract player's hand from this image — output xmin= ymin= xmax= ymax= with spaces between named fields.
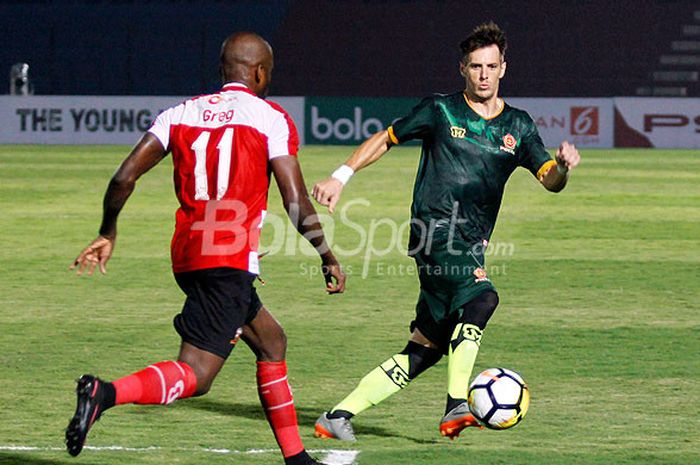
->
xmin=555 ymin=141 xmax=581 ymax=172
xmin=312 ymin=177 xmax=344 ymax=214
xmin=70 ymin=235 xmax=115 ymax=276
xmin=322 ymin=258 xmax=346 ymax=294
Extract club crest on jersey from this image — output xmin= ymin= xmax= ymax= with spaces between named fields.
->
xmin=473 ymin=267 xmax=490 ymax=283
xmin=500 ymin=133 xmax=517 ymax=155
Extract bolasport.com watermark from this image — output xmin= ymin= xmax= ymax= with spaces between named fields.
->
xmin=299 ymin=261 xmax=511 ymax=281
xmin=191 ymin=198 xmax=517 ymax=279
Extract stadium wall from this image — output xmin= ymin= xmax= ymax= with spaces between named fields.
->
xmin=0 ymin=96 xmax=697 ymax=148
xmin=2 ymin=1 xmax=698 ymax=97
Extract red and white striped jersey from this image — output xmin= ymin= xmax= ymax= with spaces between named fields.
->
xmin=148 ymin=82 xmax=299 ymax=274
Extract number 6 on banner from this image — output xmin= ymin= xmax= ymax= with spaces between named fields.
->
xmin=191 ymin=128 xmax=234 ymax=201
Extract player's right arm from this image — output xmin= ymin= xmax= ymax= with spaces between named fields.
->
xmin=312 ymin=130 xmax=393 ymax=213
xmin=313 ymin=96 xmax=435 ymax=214
xmin=70 ymin=133 xmax=167 ymax=275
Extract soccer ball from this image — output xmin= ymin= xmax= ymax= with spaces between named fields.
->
xmin=467 ymin=367 xmax=530 ymax=430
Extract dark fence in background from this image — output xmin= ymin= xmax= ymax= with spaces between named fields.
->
xmin=2 ymin=0 xmax=698 ymax=97
xmin=1 ymin=0 xmax=291 ymax=95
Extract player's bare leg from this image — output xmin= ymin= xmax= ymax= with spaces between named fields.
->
xmin=177 ymin=341 xmax=226 ymax=395
xmin=242 ymin=307 xmax=319 ymax=465
xmin=241 ymin=307 xmax=287 ymax=362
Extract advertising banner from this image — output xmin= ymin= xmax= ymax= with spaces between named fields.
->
xmin=507 ymin=98 xmax=614 ymax=148
xmin=0 ymin=96 xmax=305 ymax=145
xmin=305 ymin=96 xmax=417 ymax=145
xmin=305 ymin=96 xmax=614 ymax=148
xmin=613 ymin=98 xmax=700 ymax=148
xmin=3 ymin=95 xmax=698 ymax=149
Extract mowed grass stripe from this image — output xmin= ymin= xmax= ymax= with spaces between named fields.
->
xmin=0 ymin=145 xmax=698 ymax=464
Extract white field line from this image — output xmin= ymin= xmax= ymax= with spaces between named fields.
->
xmin=0 ymin=445 xmax=360 ymax=464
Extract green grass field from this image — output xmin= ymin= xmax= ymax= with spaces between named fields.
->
xmin=0 ymin=145 xmax=699 ymax=465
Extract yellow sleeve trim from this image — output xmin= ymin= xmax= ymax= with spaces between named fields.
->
xmin=387 ymin=126 xmax=400 ymax=145
xmin=536 ymin=160 xmax=558 ymax=181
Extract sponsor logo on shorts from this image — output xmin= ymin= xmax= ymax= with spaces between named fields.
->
xmin=473 ymin=267 xmax=490 ymax=283
xmin=230 ymin=327 xmax=243 ymax=345
xmin=500 ymin=133 xmax=517 ymax=154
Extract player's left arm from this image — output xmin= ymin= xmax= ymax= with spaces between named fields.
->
xmin=271 ymin=155 xmax=346 ymax=294
xmin=70 ymin=133 xmax=167 ymax=275
xmin=539 ymin=141 xmax=581 ymax=192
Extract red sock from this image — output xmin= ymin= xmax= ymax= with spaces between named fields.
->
xmin=113 ymin=361 xmax=197 ymax=405
xmin=257 ymin=361 xmax=305 ymax=458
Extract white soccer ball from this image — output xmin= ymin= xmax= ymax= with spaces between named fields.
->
xmin=467 ymin=367 xmax=530 ymax=430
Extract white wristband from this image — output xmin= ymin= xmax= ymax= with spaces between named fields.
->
xmin=331 ymin=164 xmax=354 ymax=185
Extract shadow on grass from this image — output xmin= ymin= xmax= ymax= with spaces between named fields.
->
xmin=183 ymin=398 xmax=441 ymax=445
xmin=0 ymin=452 xmax=101 ymax=465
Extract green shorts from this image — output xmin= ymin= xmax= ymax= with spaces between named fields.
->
xmin=410 ymin=239 xmax=495 ymax=352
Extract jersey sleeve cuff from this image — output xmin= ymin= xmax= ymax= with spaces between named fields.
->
xmin=536 ymin=159 xmax=558 ymax=181
xmin=387 ymin=126 xmax=400 ymax=145
xmin=147 ymin=127 xmax=169 ymax=152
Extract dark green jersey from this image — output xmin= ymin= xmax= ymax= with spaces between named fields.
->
xmin=388 ymin=92 xmax=555 ymax=253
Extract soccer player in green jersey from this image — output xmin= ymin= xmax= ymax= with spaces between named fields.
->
xmin=311 ymin=22 xmax=581 ymax=441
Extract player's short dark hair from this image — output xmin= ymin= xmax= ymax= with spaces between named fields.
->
xmin=460 ymin=21 xmax=507 ymax=61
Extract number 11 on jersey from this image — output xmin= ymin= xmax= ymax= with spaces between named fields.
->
xmin=191 ymin=128 xmax=234 ymax=201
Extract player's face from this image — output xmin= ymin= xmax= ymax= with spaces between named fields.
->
xmin=460 ymin=44 xmax=506 ymax=102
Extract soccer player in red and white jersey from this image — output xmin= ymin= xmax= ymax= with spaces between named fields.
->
xmin=66 ymin=32 xmax=345 ymax=465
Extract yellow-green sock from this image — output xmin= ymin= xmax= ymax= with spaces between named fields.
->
xmin=332 ymin=354 xmax=410 ymax=416
xmin=446 ymin=323 xmax=483 ymax=402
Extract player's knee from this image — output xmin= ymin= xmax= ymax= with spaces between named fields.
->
xmin=459 ymin=290 xmax=499 ymax=329
xmin=401 ymin=341 xmax=443 ymax=379
xmin=258 ymin=328 xmax=287 ymax=362
xmin=194 ymin=379 xmax=213 ymax=397
xmin=191 ymin=369 xmax=217 ymax=396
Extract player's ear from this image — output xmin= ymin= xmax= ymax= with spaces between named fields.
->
xmin=499 ymin=60 xmax=507 ymax=79
xmin=459 ymin=60 xmax=468 ymax=78
xmin=254 ymin=64 xmax=263 ymax=84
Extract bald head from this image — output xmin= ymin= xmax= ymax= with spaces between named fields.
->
xmin=220 ymin=32 xmax=274 ymax=97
